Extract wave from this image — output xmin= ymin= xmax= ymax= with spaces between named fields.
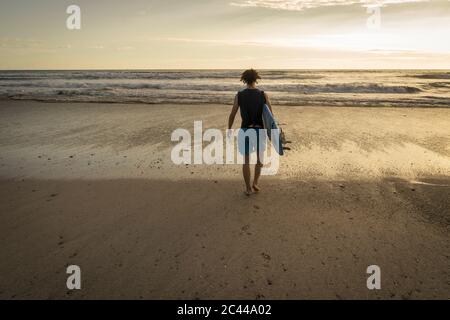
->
xmin=0 ymin=81 xmax=422 ymax=94
xmin=3 ymin=91 xmax=448 ymax=108
xmin=264 ymin=83 xmax=422 ymax=94
xmin=427 ymin=82 xmax=450 ymax=88
xmin=1 ymin=70 xmax=448 ymax=108
xmin=0 ymin=70 xmax=323 ymax=81
xmin=410 ymin=72 xmax=450 ymax=80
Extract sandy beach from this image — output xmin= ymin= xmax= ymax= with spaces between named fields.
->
xmin=0 ymin=100 xmax=449 ymax=300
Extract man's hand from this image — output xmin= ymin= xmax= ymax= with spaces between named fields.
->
xmin=228 ymin=94 xmax=239 ymax=131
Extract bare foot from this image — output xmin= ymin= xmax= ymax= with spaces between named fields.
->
xmin=244 ymin=188 xmax=253 ymax=197
xmin=252 ymin=184 xmax=261 ymax=193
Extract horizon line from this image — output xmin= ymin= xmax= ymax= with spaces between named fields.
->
xmin=1 ymin=68 xmax=449 ymax=72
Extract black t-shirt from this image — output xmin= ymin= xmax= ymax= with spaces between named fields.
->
xmin=237 ymin=88 xmax=266 ymax=129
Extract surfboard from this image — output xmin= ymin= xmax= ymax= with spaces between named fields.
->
xmin=262 ymin=104 xmax=284 ymax=156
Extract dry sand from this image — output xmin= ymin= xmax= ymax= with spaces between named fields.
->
xmin=0 ymin=100 xmax=449 ymax=299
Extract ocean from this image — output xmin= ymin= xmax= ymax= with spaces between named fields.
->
xmin=0 ymin=70 xmax=449 ymax=107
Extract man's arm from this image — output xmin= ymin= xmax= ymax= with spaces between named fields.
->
xmin=264 ymin=92 xmax=274 ymax=115
xmin=228 ymin=94 xmax=239 ymax=129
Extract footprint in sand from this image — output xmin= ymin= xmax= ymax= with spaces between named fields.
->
xmin=47 ymin=194 xmax=58 ymax=201
xmin=261 ymin=253 xmax=271 ymax=261
xmin=241 ymin=225 xmax=252 ymax=236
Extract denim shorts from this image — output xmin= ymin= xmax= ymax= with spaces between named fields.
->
xmin=238 ymin=128 xmax=266 ymax=156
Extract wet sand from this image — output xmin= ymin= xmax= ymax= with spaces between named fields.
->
xmin=0 ymin=100 xmax=449 ymax=299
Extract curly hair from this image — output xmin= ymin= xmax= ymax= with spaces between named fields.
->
xmin=240 ymin=69 xmax=261 ymax=85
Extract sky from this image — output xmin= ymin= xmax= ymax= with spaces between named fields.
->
xmin=0 ymin=0 xmax=449 ymax=69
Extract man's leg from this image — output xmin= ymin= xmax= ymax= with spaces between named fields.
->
xmin=243 ymin=155 xmax=252 ymax=195
xmin=253 ymin=156 xmax=263 ymax=192
xmin=253 ymin=129 xmax=265 ymax=192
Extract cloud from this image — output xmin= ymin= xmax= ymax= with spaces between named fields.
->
xmin=116 ymin=46 xmax=136 ymax=51
xmin=88 ymin=45 xmax=105 ymax=50
xmin=154 ymin=32 xmax=449 ymax=55
xmin=230 ymin=0 xmax=429 ymax=11
xmin=0 ymin=38 xmax=43 ymax=49
xmin=57 ymin=44 xmax=72 ymax=49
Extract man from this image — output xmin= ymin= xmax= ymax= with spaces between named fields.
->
xmin=228 ymin=69 xmax=274 ymax=196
